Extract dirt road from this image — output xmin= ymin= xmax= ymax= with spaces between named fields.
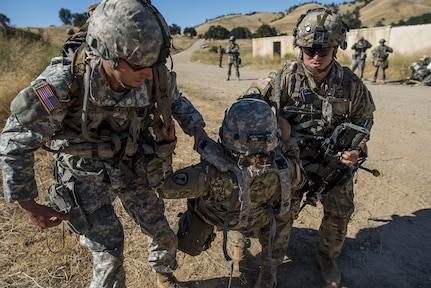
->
xmin=169 ymin=39 xmax=431 ymax=288
xmin=1 ymin=39 xmax=430 ymax=288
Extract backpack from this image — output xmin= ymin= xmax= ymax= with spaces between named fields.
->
xmin=60 ymin=30 xmax=88 ymax=100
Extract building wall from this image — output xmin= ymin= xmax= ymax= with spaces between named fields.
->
xmin=252 ymin=24 xmax=431 ymax=59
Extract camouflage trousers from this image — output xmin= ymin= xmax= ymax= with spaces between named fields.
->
xmin=291 ymin=177 xmax=355 ymax=259
xmin=351 ymin=58 xmax=366 ymax=79
xmin=54 ymin=155 xmax=178 ymax=288
xmin=227 ymin=58 xmax=240 ymax=79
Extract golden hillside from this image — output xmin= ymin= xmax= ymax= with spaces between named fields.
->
xmin=195 ymin=0 xmax=431 ymax=36
xmin=195 ymin=12 xmax=284 ymax=36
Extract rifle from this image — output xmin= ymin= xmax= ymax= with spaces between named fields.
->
xmin=296 ymin=121 xmax=380 ymax=216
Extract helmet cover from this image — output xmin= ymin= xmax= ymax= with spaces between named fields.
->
xmin=293 ymin=8 xmax=349 ymax=50
xmin=86 ymin=0 xmax=171 ymax=67
xmin=220 ymin=99 xmax=278 ymax=155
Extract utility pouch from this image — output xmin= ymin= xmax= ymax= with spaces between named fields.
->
xmin=147 ymin=139 xmax=177 ymax=188
xmin=47 ymin=183 xmax=91 ymax=235
xmin=174 ymin=203 xmax=215 ymax=256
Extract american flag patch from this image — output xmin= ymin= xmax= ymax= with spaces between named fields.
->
xmin=33 ymin=83 xmax=61 ymax=112
xmin=255 ymin=78 xmax=268 ymax=89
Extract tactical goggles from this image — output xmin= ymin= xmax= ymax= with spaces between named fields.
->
xmin=302 ymin=47 xmax=333 ymax=57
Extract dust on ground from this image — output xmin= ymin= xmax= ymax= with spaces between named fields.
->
xmin=0 ymin=39 xmax=430 ymax=288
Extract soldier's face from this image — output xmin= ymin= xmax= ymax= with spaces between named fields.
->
xmin=115 ymin=60 xmax=153 ymax=87
xmin=302 ymin=47 xmax=334 ymax=71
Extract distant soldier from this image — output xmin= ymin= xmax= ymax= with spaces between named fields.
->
xmin=226 ymin=36 xmax=240 ymax=80
xmin=66 ymin=28 xmax=75 ymax=36
xmin=87 ymin=2 xmax=99 ymax=18
xmin=217 ymin=45 xmax=223 ymax=68
xmin=371 ymin=39 xmax=393 ymax=83
xmin=350 ymin=36 xmax=372 ymax=79
xmin=78 ymin=2 xmax=99 ymax=33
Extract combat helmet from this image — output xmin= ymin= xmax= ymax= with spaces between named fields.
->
xmin=86 ymin=0 xmax=171 ymax=68
xmin=293 ymin=8 xmax=349 ymax=50
xmin=220 ymin=99 xmax=279 ymax=156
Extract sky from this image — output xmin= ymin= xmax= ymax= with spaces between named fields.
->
xmin=2 ymin=0 xmax=346 ymax=30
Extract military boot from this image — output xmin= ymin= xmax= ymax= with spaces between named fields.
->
xmin=156 ymin=273 xmax=184 ymax=288
xmin=316 ymin=252 xmax=341 ymax=288
xmin=253 ymin=261 xmax=278 ymax=288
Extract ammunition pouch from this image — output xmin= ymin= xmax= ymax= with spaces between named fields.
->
xmin=147 ymin=138 xmax=177 ymax=188
xmin=47 ymin=182 xmax=91 ymax=235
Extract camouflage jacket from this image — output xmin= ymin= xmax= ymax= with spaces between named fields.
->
xmin=242 ymin=59 xmax=376 ymax=157
xmin=372 ymin=45 xmax=393 ymax=61
xmin=351 ymin=40 xmax=372 ymax=59
xmin=0 ymin=56 xmax=205 ymax=203
xmin=158 ymin=138 xmax=303 ymax=233
xmin=226 ymin=43 xmax=239 ymax=61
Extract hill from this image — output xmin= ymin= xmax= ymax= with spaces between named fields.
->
xmin=194 ymin=0 xmax=431 ymax=36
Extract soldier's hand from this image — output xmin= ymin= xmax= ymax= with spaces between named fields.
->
xmin=193 ymin=126 xmax=209 ymax=151
xmin=278 ymin=117 xmax=291 ymax=140
xmin=339 ymin=150 xmax=359 ymax=167
xmin=159 ymin=120 xmax=176 ymax=143
xmin=18 ymin=199 xmax=69 ymax=229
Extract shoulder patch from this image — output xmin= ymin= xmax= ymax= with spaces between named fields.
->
xmin=33 ymin=83 xmax=61 ymax=112
xmin=172 ymin=172 xmax=188 ymax=185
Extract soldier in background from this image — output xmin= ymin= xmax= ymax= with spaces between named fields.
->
xmin=66 ymin=28 xmax=75 ymax=36
xmin=217 ymin=45 xmax=223 ymax=68
xmin=242 ymin=8 xmax=375 ymax=287
xmin=87 ymin=2 xmax=99 ymax=18
xmin=350 ymin=36 xmax=372 ymax=79
xmin=158 ymin=98 xmax=305 ymax=288
xmin=226 ymin=36 xmax=240 ymax=81
xmin=371 ymin=39 xmax=393 ymax=83
xmin=0 ymin=0 xmax=208 ymax=287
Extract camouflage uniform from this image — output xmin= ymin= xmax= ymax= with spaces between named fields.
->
xmin=350 ymin=37 xmax=372 ymax=79
xmin=242 ymin=8 xmax=376 ymax=287
xmin=217 ymin=45 xmax=223 ymax=68
xmin=0 ymin=1 xmax=205 ymax=287
xmin=371 ymin=39 xmax=393 ymax=82
xmin=158 ymin=99 xmax=304 ymax=288
xmin=226 ymin=36 xmax=240 ymax=80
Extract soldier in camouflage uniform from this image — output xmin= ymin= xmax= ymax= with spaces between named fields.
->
xmin=226 ymin=36 xmax=240 ymax=81
xmin=350 ymin=36 xmax=372 ymax=79
xmin=371 ymin=39 xmax=393 ymax=83
xmin=0 ymin=1 xmax=208 ymax=287
xmin=242 ymin=8 xmax=375 ymax=287
xmin=158 ymin=99 xmax=305 ymax=288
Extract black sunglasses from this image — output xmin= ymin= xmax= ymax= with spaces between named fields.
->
xmin=302 ymin=47 xmax=333 ymax=57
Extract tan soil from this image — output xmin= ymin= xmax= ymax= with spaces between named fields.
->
xmin=0 ymin=39 xmax=430 ymax=288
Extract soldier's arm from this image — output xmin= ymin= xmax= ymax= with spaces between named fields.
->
xmin=1 ymin=61 xmax=71 ymax=203
xmin=1 ymin=60 xmax=72 ymax=228
xmin=347 ymin=79 xmax=376 ymax=157
xmin=157 ymin=162 xmax=211 ymax=199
